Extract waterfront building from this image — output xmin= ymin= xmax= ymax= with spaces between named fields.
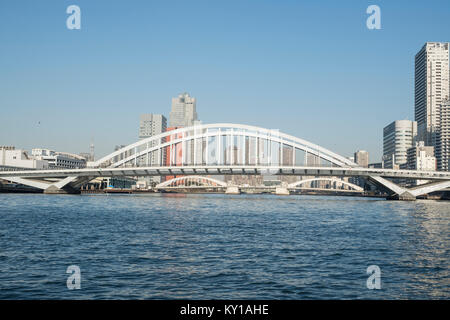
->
xmin=169 ymin=92 xmax=198 ymax=127
xmin=415 ymin=42 xmax=450 ymax=146
xmin=406 ymin=141 xmax=436 ymax=185
xmin=383 ymin=120 xmax=417 ymax=169
xmin=0 ymin=146 xmax=48 ymax=169
xmin=81 ymin=176 xmax=136 ymax=190
xmin=436 ymin=99 xmax=450 ymax=171
xmin=32 ymin=148 xmax=86 ymax=169
xmin=407 ymin=141 xmax=436 ymax=170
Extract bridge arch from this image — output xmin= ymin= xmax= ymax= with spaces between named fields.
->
xmin=288 ymin=178 xmax=364 ymax=191
xmin=156 ymin=176 xmax=227 ymax=188
xmin=92 ymin=123 xmax=357 ymax=169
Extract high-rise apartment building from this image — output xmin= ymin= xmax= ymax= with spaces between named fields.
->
xmin=169 ymin=92 xmax=198 ymax=127
xmin=436 ymin=98 xmax=450 ymax=171
xmin=415 ymin=42 xmax=450 ymax=146
xmin=138 ymin=114 xmax=167 ymax=184
xmin=383 ymin=120 xmax=417 ymax=169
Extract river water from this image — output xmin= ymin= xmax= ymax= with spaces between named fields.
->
xmin=0 ymin=193 xmax=448 ymax=299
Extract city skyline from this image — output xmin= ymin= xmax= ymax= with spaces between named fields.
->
xmin=1 ymin=1 xmax=450 ymax=161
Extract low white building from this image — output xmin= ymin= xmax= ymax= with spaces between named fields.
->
xmin=32 ymin=148 xmax=86 ymax=169
xmin=0 ymin=146 xmax=48 ymax=169
xmin=407 ymin=142 xmax=436 ymax=185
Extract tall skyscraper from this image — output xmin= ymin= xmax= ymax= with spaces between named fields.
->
xmin=383 ymin=120 xmax=417 ymax=169
xmin=436 ymin=98 xmax=450 ymax=171
xmin=169 ymin=92 xmax=198 ymax=127
xmin=354 ymin=150 xmax=369 ymax=167
xmin=415 ymin=42 xmax=450 ymax=146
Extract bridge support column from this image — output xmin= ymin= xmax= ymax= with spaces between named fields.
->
xmin=225 ymin=186 xmax=240 ymax=194
xmin=44 ymin=185 xmax=81 ymax=194
xmin=368 ymin=176 xmax=417 ymax=201
xmin=275 ymin=187 xmax=290 ymax=195
xmin=387 ymin=191 xmax=416 ymax=201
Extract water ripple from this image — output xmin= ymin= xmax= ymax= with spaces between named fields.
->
xmin=0 ymin=193 xmax=448 ymax=299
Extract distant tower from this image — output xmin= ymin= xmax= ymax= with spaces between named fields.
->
xmin=90 ymin=141 xmax=95 ymax=161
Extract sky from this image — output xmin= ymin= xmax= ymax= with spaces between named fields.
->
xmin=1 ymin=0 xmax=449 ymax=162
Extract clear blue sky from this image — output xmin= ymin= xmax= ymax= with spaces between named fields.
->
xmin=1 ymin=0 xmax=449 ymax=162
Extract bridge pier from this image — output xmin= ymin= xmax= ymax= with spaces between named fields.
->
xmin=275 ymin=187 xmax=290 ymax=195
xmin=225 ymin=186 xmax=240 ymax=194
xmin=43 ymin=185 xmax=80 ymax=195
xmin=386 ymin=191 xmax=416 ymax=201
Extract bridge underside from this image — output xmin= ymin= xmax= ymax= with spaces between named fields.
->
xmin=2 ymin=176 xmax=90 ymax=194
xmin=368 ymin=176 xmax=450 ymax=200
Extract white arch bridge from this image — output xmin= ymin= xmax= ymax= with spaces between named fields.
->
xmin=156 ymin=176 xmax=228 ymax=189
xmin=288 ymin=178 xmax=364 ymax=192
xmin=155 ymin=176 xmax=364 ymax=193
xmin=1 ymin=123 xmax=450 ymax=200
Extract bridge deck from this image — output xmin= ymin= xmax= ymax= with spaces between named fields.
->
xmin=1 ymin=166 xmax=449 ymax=180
